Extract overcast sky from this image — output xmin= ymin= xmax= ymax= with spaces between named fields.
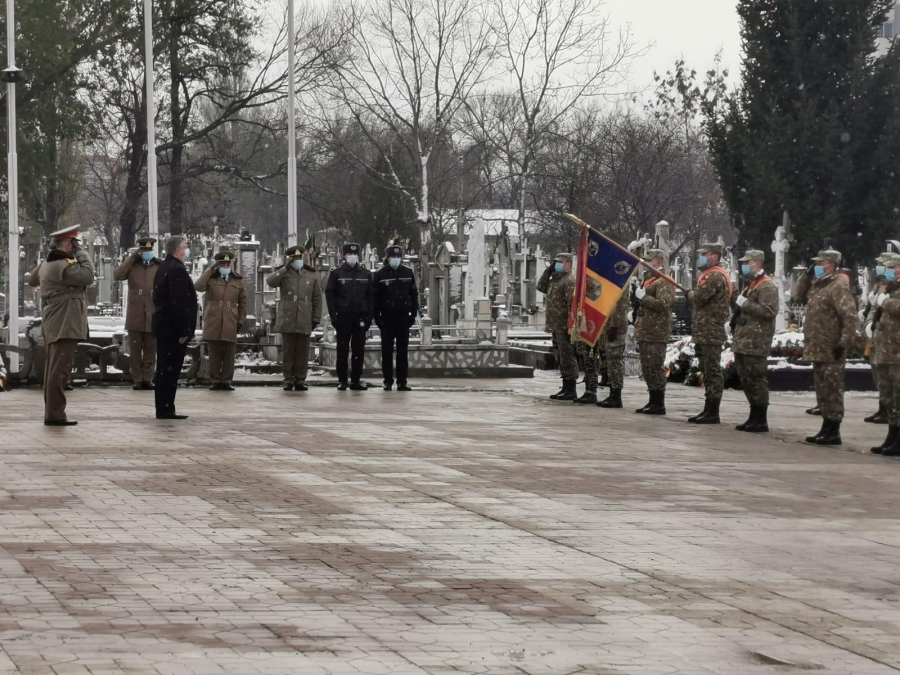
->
xmin=603 ymin=0 xmax=742 ymax=94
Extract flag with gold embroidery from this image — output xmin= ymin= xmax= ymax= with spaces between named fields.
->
xmin=568 ymin=227 xmax=641 ymax=347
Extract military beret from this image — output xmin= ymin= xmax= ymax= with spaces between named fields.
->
xmin=214 ymin=251 xmax=235 ymax=264
xmin=136 ymin=236 xmax=157 ymax=250
xmin=698 ymin=242 xmax=724 ymax=256
xmin=385 ymin=245 xmax=404 ymax=258
xmin=286 ymin=245 xmax=306 ymax=259
xmin=49 ymin=224 xmax=81 ymax=240
xmin=341 ymin=243 xmax=361 ymax=255
xmin=812 ymin=249 xmax=842 ymax=264
xmin=643 ymin=248 xmax=665 ymax=261
xmin=553 ymin=252 xmax=574 ymax=262
xmin=739 ymin=249 xmax=765 ymax=262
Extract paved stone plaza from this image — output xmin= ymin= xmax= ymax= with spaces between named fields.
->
xmin=3 ymin=378 xmax=900 ymax=674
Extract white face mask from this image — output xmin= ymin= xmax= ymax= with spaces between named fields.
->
xmin=345 ymin=255 xmax=359 ymax=266
xmin=291 ymin=260 xmax=304 ymax=271
xmin=388 ymin=257 xmax=401 ymax=269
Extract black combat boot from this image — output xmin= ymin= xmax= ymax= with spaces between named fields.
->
xmin=864 ymin=405 xmax=889 ymax=424
xmin=805 ymin=419 xmax=827 ymax=443
xmin=881 ymin=428 xmax=900 ymax=456
xmin=597 ymin=388 xmax=623 ymax=408
xmin=549 ymin=380 xmax=568 ymax=399
xmin=872 ymin=425 xmax=898 ymax=454
xmin=635 ymin=391 xmax=652 ymax=414
xmin=555 ymin=378 xmax=577 ymax=402
xmin=735 ymin=407 xmax=754 ymax=432
xmin=694 ymin=397 xmax=721 ymax=425
xmin=688 ymin=397 xmax=710 ymax=423
xmin=574 ymin=373 xmax=598 ymax=404
xmin=805 ymin=405 xmax=821 ymax=416
xmin=642 ymin=390 xmax=667 ymax=415
xmin=808 ymin=419 xmax=842 ymax=446
xmin=741 ymin=405 xmax=769 ymax=433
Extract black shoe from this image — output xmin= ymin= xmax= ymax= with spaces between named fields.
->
xmin=349 ymin=381 xmax=368 ymax=391
xmin=865 ymin=406 xmax=889 ymax=425
xmin=156 ymin=413 xmax=189 ymax=420
xmin=383 ymin=383 xmax=393 ymax=391
xmin=549 ymin=383 xmax=568 ymax=400
xmin=695 ymin=398 xmax=721 ymax=425
xmin=554 ymin=378 xmax=577 ymax=402
xmin=221 ymin=383 xmax=236 ymax=391
xmin=142 ymin=382 xmax=155 ymax=391
xmin=881 ymin=431 xmax=900 ymax=456
xmin=64 ymin=383 xmax=74 ymax=391
xmin=209 ymin=383 xmax=222 ymax=391
xmin=688 ymin=398 xmax=710 ymax=423
xmin=805 ymin=419 xmax=828 ymax=443
xmin=573 ymin=390 xmax=597 ymax=405
xmin=635 ymin=393 xmax=652 ymax=414
xmin=397 ymin=384 xmax=412 ymax=392
xmin=642 ymin=390 xmax=667 ymax=415
xmin=806 ymin=405 xmax=821 ymax=416
xmin=872 ymin=425 xmax=898 ymax=454
xmin=133 ymin=382 xmax=143 ymax=390
xmin=283 ymin=381 xmax=294 ymax=391
xmin=807 ymin=419 xmax=841 ymax=445
xmin=44 ymin=419 xmax=77 ymax=426
xmin=738 ymin=405 xmax=769 ymax=433
xmin=294 ymin=382 xmax=308 ymax=392
xmin=337 ymin=382 xmax=349 ymax=391
xmin=597 ymin=388 xmax=622 ymax=408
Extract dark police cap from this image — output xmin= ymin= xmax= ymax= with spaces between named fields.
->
xmin=342 ymin=243 xmax=361 ymax=255
xmin=385 ymin=245 xmax=404 ymax=258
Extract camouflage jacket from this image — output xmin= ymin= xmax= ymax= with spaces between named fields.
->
xmin=634 ymin=277 xmax=675 ymax=343
xmin=537 ymin=266 xmax=575 ymax=334
xmin=599 ymin=291 xmax=630 ymax=347
xmin=690 ymin=266 xmax=732 ymax=345
xmin=793 ymin=274 xmax=858 ymax=362
xmin=732 ymin=275 xmax=779 ymax=357
xmin=874 ymin=283 xmax=900 ymax=364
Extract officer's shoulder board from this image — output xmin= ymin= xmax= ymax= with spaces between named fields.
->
xmin=66 ymin=258 xmax=76 ymax=265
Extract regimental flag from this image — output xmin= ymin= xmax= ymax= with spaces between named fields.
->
xmin=568 ymin=227 xmax=641 ymax=347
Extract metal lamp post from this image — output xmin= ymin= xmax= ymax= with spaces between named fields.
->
xmin=144 ymin=0 xmax=159 ymax=251
xmin=286 ymin=0 xmax=298 ymax=247
xmin=3 ymin=0 xmax=23 ymax=373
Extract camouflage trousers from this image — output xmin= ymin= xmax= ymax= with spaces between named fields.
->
xmin=882 ymin=364 xmax=900 ymax=426
xmin=813 ymin=361 xmax=846 ymax=422
xmin=605 ymin=343 xmax=626 ymax=390
xmin=639 ymin=341 xmax=667 ymax=392
xmin=873 ymin=363 xmax=892 ymax=411
xmin=554 ymin=332 xmax=579 ymax=380
xmin=696 ymin=343 xmax=724 ymax=399
xmin=577 ymin=343 xmax=600 ymax=391
xmin=735 ymin=353 xmax=769 ymax=407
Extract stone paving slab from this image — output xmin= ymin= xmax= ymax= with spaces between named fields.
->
xmin=2 ymin=379 xmax=900 ymax=674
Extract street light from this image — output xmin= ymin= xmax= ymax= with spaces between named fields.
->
xmin=144 ymin=0 xmax=159 ymax=252
xmin=286 ymin=0 xmax=298 ymax=248
xmin=3 ymin=0 xmax=22 ymax=373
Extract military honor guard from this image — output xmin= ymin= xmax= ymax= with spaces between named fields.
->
xmin=152 ymin=236 xmax=198 ymax=419
xmin=595 ymin=292 xmax=630 ymax=408
xmin=325 ymin=243 xmax=374 ymax=391
xmin=195 ymin=251 xmax=248 ymax=391
xmin=863 ymin=254 xmax=893 ymax=425
xmin=792 ymin=249 xmax=859 ymax=445
xmin=731 ymin=250 xmax=779 ymax=432
xmin=634 ymin=249 xmax=675 ymax=415
xmin=537 ymin=253 xmax=578 ymax=401
xmin=40 ymin=225 xmax=95 ymax=426
xmin=374 ymin=245 xmax=418 ymax=391
xmin=114 ymin=236 xmax=161 ymax=390
xmin=870 ymin=254 xmax=900 ymax=455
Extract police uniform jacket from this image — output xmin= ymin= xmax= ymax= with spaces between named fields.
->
xmin=325 ymin=263 xmax=374 ymax=323
xmin=374 ymin=264 xmax=417 ymax=326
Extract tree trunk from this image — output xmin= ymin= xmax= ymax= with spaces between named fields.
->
xmin=168 ymin=15 xmax=185 ymax=235
xmin=118 ymin=91 xmax=148 ymax=251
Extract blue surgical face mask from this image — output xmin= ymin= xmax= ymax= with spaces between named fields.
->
xmin=876 ymin=265 xmax=887 ymax=277
xmin=554 ymin=262 xmax=565 ymax=273
xmin=698 ymin=255 xmax=709 ymax=269
xmin=388 ymin=257 xmax=401 ymax=269
xmin=291 ymin=260 xmax=304 ymax=271
xmin=345 ymin=255 xmax=358 ymax=266
xmin=141 ymin=251 xmax=154 ymax=262
xmin=219 ymin=267 xmax=232 ymax=278
xmin=741 ymin=264 xmax=751 ymax=276
xmin=886 ymin=268 xmax=897 ymax=283
xmin=814 ymin=265 xmax=826 ymax=279
xmin=182 ymin=248 xmax=191 ymax=262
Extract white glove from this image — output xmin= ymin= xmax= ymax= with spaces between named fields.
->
xmin=878 ymin=293 xmax=889 ymax=307
xmin=735 ymin=295 xmax=748 ymax=308
xmin=869 ymin=292 xmax=878 ymax=305
xmin=627 ymin=310 xmax=634 ymax=323
xmin=866 ymin=323 xmax=874 ymax=339
xmin=635 ymin=287 xmax=646 ymax=300
xmin=724 ymin=320 xmax=732 ymax=338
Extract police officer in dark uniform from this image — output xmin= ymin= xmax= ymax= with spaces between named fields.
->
xmin=325 ymin=243 xmax=374 ymax=391
xmin=374 ymin=245 xmax=418 ymax=391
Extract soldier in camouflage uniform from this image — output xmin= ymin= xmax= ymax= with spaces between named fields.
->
xmin=732 ymin=250 xmax=779 ymax=433
xmin=687 ymin=242 xmax=734 ymax=425
xmin=792 ymin=249 xmax=859 ymax=446
xmin=574 ymin=342 xmax=601 ymax=404
xmin=596 ymin=291 xmax=631 ymax=408
xmin=871 ymin=254 xmax=900 ymax=455
xmin=537 ymin=253 xmax=577 ymax=401
xmin=634 ymin=249 xmax=675 ymax=415
xmin=863 ymin=253 xmax=892 ymax=425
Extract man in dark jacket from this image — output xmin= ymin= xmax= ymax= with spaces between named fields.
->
xmin=374 ymin=245 xmax=418 ymax=391
xmin=325 ymin=243 xmax=374 ymax=390
xmin=152 ymin=235 xmax=198 ymax=419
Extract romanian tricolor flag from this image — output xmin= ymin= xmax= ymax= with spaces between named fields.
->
xmin=568 ymin=227 xmax=641 ymax=347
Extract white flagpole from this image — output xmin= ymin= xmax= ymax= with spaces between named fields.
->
xmin=144 ymin=0 xmax=159 ymax=253
xmin=6 ymin=0 xmax=20 ymax=372
xmin=286 ymin=0 xmax=298 ymax=247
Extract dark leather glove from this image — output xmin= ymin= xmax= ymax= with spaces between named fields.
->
xmin=833 ymin=345 xmax=846 ymax=361
xmin=607 ymin=327 xmax=619 ymax=342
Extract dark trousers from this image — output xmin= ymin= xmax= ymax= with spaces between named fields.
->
xmin=336 ymin=320 xmax=367 ymax=384
xmin=155 ymin=337 xmax=189 ymax=415
xmin=282 ymin=333 xmax=311 ymax=383
xmin=381 ymin=320 xmax=410 ymax=385
xmin=44 ymin=339 xmax=78 ymax=422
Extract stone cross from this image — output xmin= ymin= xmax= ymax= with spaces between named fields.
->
xmin=771 ymin=223 xmax=791 ymax=332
